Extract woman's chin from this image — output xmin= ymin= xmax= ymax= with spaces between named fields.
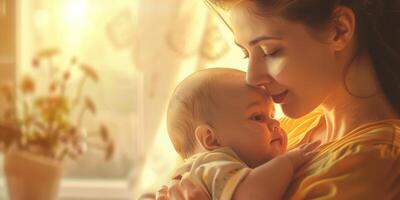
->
xmin=281 ymin=104 xmax=307 ymax=119
xmin=281 ymin=101 xmax=318 ymax=119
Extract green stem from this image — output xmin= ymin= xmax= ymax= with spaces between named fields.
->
xmin=77 ymin=106 xmax=87 ymax=130
xmin=74 ymin=76 xmax=87 ymax=106
xmin=87 ymin=140 xmax=106 ymax=150
xmin=22 ymin=98 xmax=30 ymax=133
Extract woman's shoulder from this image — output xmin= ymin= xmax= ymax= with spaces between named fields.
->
xmin=309 ymin=119 xmax=400 ymax=172
xmin=332 ymin=119 xmax=400 ymax=154
xmin=280 ymin=106 xmax=400 ymax=150
xmin=285 ymin=119 xmax=400 ymax=200
xmin=345 ymin=119 xmax=400 ymax=144
xmin=310 ymin=119 xmax=400 ymax=161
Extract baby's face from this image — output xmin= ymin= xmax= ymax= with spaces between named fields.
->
xmin=211 ymin=75 xmax=287 ymax=168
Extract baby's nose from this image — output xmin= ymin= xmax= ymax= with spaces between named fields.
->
xmin=268 ymin=119 xmax=281 ymax=133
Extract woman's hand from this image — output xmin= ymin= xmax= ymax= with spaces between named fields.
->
xmin=156 ymin=179 xmax=210 ymax=200
xmin=285 ymin=140 xmax=321 ymax=170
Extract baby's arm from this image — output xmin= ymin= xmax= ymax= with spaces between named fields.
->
xmin=233 ymin=140 xmax=321 ymax=200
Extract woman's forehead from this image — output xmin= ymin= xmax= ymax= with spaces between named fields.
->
xmin=228 ymin=3 xmax=286 ymax=45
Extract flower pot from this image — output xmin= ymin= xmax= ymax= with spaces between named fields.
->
xmin=4 ymin=147 xmax=62 ymax=200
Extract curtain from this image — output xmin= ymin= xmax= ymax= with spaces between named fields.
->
xmin=131 ymin=0 xmax=235 ymax=197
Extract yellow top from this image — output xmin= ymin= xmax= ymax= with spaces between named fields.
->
xmin=171 ymin=147 xmax=251 ymax=200
xmin=280 ymin=108 xmax=400 ymax=200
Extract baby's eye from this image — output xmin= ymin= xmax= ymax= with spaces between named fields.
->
xmin=250 ymin=113 xmax=266 ymax=122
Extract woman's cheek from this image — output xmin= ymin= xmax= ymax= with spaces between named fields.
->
xmin=268 ymin=58 xmax=285 ymax=78
xmin=274 ymin=58 xmax=305 ymax=86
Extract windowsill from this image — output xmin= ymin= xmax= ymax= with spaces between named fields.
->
xmin=0 ymin=178 xmax=132 ymax=200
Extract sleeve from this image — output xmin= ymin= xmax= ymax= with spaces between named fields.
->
xmin=183 ymin=150 xmax=251 ymax=200
xmin=286 ymin=142 xmax=400 ymax=200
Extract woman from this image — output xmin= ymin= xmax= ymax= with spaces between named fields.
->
xmin=157 ymin=0 xmax=400 ymax=199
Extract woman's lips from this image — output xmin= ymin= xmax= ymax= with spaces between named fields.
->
xmin=271 ymin=90 xmax=288 ymax=104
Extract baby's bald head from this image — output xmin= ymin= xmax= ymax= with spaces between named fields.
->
xmin=167 ymin=68 xmax=244 ymax=159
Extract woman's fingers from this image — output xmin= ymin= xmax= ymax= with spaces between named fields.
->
xmin=180 ymin=179 xmax=210 ymax=200
xmin=156 ymin=185 xmax=169 ymax=200
xmin=168 ymin=181 xmax=185 ymax=200
xmin=165 ymin=178 xmax=209 ymax=200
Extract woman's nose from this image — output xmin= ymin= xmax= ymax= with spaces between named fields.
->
xmin=246 ymin=59 xmax=274 ymax=87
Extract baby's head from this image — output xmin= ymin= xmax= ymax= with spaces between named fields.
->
xmin=167 ymin=68 xmax=287 ymax=168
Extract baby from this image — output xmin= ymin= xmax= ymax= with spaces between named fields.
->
xmin=166 ymin=68 xmax=319 ymax=200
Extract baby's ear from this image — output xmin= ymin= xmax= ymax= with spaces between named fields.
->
xmin=195 ymin=125 xmax=221 ymax=151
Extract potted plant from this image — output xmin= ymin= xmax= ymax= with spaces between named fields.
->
xmin=0 ymin=48 xmax=114 ymax=200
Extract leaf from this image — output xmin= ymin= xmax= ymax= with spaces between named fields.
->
xmin=70 ymin=57 xmax=78 ymax=65
xmin=35 ymin=48 xmax=60 ymax=59
xmin=49 ymin=81 xmax=58 ymax=93
xmin=105 ymin=141 xmax=114 ymax=161
xmin=79 ymin=64 xmax=98 ymax=82
xmin=32 ymin=58 xmax=40 ymax=68
xmin=84 ymin=97 xmax=96 ymax=114
xmin=99 ymin=124 xmax=109 ymax=142
xmin=20 ymin=76 xmax=35 ymax=94
xmin=63 ymin=71 xmax=71 ymax=81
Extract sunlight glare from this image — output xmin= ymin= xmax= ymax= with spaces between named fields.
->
xmin=62 ymin=0 xmax=87 ymax=27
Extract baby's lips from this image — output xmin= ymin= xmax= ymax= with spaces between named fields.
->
xmin=270 ymin=127 xmax=282 ymax=143
xmin=274 ymin=127 xmax=287 ymax=143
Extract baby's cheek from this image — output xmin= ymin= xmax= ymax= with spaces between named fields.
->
xmin=243 ymin=123 xmax=271 ymax=140
xmin=280 ymin=129 xmax=289 ymax=149
xmin=244 ymin=122 xmax=265 ymax=132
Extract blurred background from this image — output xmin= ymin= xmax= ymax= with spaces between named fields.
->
xmin=0 ymin=0 xmax=255 ymax=199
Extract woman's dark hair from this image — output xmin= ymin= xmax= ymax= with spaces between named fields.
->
xmin=207 ymin=0 xmax=400 ymax=115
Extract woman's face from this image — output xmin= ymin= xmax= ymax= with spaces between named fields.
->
xmin=229 ymin=2 xmax=342 ymax=118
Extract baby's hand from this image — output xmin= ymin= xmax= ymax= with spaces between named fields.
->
xmin=285 ymin=140 xmax=321 ymax=170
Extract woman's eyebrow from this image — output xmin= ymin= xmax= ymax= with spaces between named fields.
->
xmin=235 ymin=35 xmax=282 ymax=48
xmin=249 ymin=36 xmax=281 ymax=46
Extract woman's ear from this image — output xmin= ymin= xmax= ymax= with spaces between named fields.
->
xmin=195 ymin=125 xmax=221 ymax=151
xmin=330 ymin=6 xmax=356 ymax=51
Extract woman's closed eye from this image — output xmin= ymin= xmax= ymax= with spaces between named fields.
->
xmin=261 ymin=47 xmax=281 ymax=58
xmin=241 ymin=47 xmax=281 ymax=59
xmin=265 ymin=49 xmax=281 ymax=57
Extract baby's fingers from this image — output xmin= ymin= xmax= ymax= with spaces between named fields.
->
xmin=303 ymin=140 xmax=321 ymax=152
xmin=305 ymin=149 xmax=319 ymax=159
